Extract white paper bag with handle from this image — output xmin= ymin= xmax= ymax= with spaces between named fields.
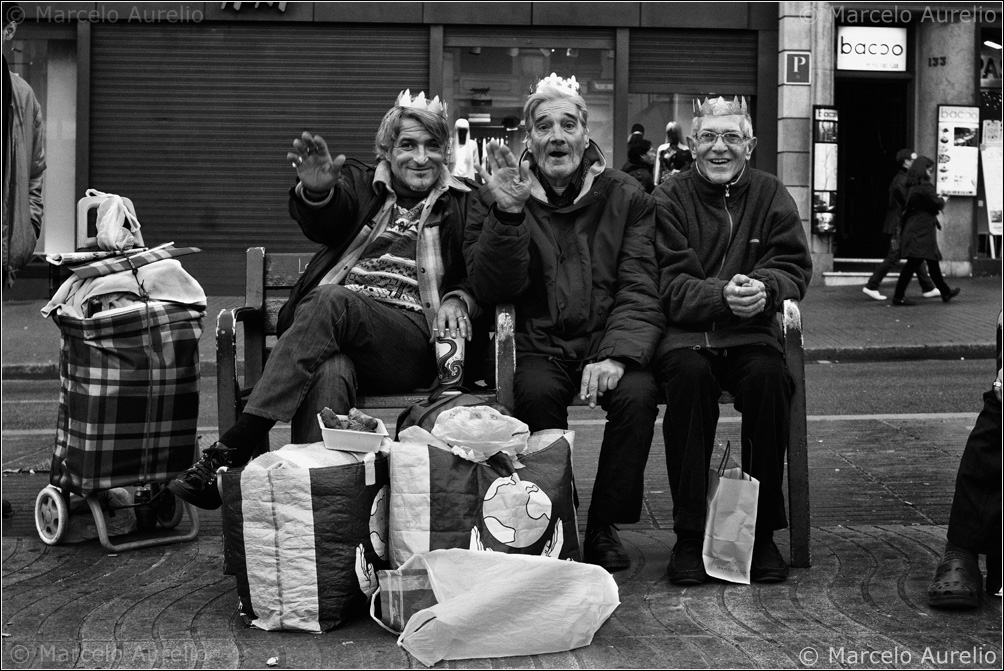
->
xmin=702 ymin=441 xmax=759 ymax=584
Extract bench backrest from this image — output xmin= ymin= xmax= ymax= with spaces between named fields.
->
xmin=244 ymin=247 xmax=314 ymax=336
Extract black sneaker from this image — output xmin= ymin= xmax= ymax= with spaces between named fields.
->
xmin=892 ymin=297 xmax=915 ymax=306
xmin=941 ymin=287 xmax=961 ymax=303
xmin=584 ymin=521 xmax=630 ymax=573
xmin=667 ymin=536 xmax=707 ymax=585
xmin=750 ymin=538 xmax=789 ymax=583
xmin=167 ymin=443 xmax=236 ymax=510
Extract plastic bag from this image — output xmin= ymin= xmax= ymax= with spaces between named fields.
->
xmin=431 ymin=405 xmax=530 ymax=461
xmin=383 ymin=549 xmax=619 ymax=666
xmin=86 ymin=189 xmax=143 ymax=251
xmin=702 ymin=442 xmax=759 ymax=584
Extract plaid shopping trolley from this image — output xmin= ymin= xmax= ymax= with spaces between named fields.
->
xmin=49 ymin=301 xmax=205 ymax=496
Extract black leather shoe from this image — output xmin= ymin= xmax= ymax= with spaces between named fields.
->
xmin=667 ymin=536 xmax=707 ymax=585
xmin=167 ymin=443 xmax=236 ymax=510
xmin=750 ymin=538 xmax=789 ymax=583
xmin=584 ymin=521 xmax=630 ymax=572
xmin=892 ymin=297 xmax=915 ymax=306
xmin=941 ymin=287 xmax=961 ymax=303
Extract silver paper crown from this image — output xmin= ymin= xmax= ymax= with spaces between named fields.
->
xmin=396 ymin=89 xmax=447 ymax=116
xmin=534 ymin=73 xmax=580 ymax=96
xmin=694 ymin=96 xmax=749 ymax=117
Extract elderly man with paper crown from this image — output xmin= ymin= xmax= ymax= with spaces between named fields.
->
xmin=169 ymin=90 xmax=479 ymax=509
xmin=652 ymin=96 xmax=812 ymax=584
xmin=464 ymin=73 xmax=664 ymax=573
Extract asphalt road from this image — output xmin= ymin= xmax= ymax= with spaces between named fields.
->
xmin=1 ymin=358 xmax=992 ymax=472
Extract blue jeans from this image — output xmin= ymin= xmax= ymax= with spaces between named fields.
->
xmin=654 ymin=345 xmax=793 ymax=536
xmin=244 ymin=284 xmax=436 ymax=443
xmin=513 ymin=353 xmax=659 ymax=526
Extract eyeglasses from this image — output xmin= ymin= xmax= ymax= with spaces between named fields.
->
xmin=696 ymin=131 xmax=748 ymax=147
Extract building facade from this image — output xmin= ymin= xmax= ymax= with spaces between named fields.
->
xmin=8 ymin=1 xmax=1001 ymax=294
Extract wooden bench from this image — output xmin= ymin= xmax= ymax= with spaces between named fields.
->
xmin=217 ymin=247 xmax=810 ymax=567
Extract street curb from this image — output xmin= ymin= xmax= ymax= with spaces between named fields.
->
xmin=2 ymin=343 xmax=996 ymax=379
xmin=804 ymin=343 xmax=996 ymax=362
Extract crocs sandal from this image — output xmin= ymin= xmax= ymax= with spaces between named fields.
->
xmin=928 ymin=556 xmax=982 ymax=609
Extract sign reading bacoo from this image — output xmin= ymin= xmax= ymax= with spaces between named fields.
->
xmin=836 ymin=26 xmax=908 ymax=72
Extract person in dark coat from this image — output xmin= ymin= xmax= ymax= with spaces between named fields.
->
xmin=621 ymin=138 xmax=656 ymax=193
xmin=862 ymin=149 xmax=937 ymax=301
xmin=653 ymin=96 xmax=812 ymax=585
xmin=891 ymin=155 xmax=960 ymax=306
xmin=168 ymin=91 xmax=479 ymax=510
xmin=927 ymin=310 xmax=1002 ymax=608
xmin=465 ymin=73 xmax=664 ymax=573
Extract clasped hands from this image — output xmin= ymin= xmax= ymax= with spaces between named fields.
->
xmin=723 ymin=274 xmax=767 ymax=318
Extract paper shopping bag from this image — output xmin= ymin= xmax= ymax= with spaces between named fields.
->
xmin=702 ymin=442 xmax=759 ymax=584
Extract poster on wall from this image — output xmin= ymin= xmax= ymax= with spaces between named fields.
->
xmin=811 ymin=106 xmax=838 ymax=235
xmin=981 ymin=119 xmax=1002 ymax=237
xmin=935 ymin=105 xmax=980 ymax=196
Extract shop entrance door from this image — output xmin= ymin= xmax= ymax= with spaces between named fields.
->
xmin=834 ymin=78 xmax=910 ymax=259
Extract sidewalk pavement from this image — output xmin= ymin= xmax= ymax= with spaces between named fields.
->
xmin=2 ymin=276 xmax=1002 ymax=669
xmin=2 ymin=276 xmax=1001 ymax=378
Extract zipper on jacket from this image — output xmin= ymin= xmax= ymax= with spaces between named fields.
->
xmin=714 ymin=189 xmax=736 ymax=278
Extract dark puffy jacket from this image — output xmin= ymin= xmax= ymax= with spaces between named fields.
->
xmin=620 ymin=160 xmax=655 ymax=194
xmin=654 ymin=163 xmax=812 ymax=357
xmin=899 ymin=182 xmax=945 ymax=261
xmin=882 ymin=169 xmax=909 ymax=235
xmin=279 ymin=159 xmax=475 ymax=336
xmin=464 ymin=143 xmax=664 ymax=366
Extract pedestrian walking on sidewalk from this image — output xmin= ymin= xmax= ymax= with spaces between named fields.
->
xmin=891 ymin=155 xmax=960 ymax=306
xmin=862 ymin=149 xmax=938 ymax=301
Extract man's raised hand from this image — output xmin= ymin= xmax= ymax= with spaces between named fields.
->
xmin=288 ymin=132 xmax=344 ymax=195
xmin=476 ymin=141 xmax=531 ymax=214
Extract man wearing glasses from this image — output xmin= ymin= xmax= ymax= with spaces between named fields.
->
xmin=652 ymin=97 xmax=812 ymax=585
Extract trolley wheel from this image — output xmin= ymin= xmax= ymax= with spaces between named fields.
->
xmin=35 ymin=485 xmax=70 ymax=545
xmin=154 ymin=487 xmax=184 ymax=529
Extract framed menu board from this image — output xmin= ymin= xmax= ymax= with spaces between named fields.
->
xmin=811 ymin=105 xmax=839 ymax=235
xmin=935 ymin=105 xmax=979 ymax=196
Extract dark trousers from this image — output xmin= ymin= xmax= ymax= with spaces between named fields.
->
xmin=245 ymin=284 xmax=436 ymax=443
xmin=866 ymin=233 xmax=934 ymax=292
xmin=513 ymin=353 xmax=659 ymax=525
xmin=947 ymin=389 xmax=1003 ymax=556
xmin=893 ymin=257 xmax=951 ymax=301
xmin=654 ymin=345 xmax=793 ymax=536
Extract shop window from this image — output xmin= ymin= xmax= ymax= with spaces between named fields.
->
xmin=443 ymin=46 xmax=615 ymax=167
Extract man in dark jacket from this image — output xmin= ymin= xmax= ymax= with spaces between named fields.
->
xmin=863 ymin=148 xmax=937 ymax=300
xmin=3 ymin=2 xmax=45 ymax=288
xmin=653 ymin=96 xmax=812 ymax=584
xmin=465 ymin=74 xmax=664 ymax=572
xmin=169 ymin=91 xmax=478 ymax=509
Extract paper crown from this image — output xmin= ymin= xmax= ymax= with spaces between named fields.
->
xmin=396 ymin=89 xmax=447 ymax=116
xmin=694 ymin=96 xmax=749 ymax=117
xmin=534 ymin=73 xmax=580 ymax=96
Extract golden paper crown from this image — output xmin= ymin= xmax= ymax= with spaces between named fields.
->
xmin=694 ymin=96 xmax=749 ymax=117
xmin=534 ymin=73 xmax=580 ymax=96
xmin=396 ymin=89 xmax=447 ymax=117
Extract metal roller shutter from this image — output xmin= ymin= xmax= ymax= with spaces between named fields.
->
xmin=90 ymin=23 xmax=429 ymax=293
xmin=629 ymin=29 xmax=758 ymax=94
